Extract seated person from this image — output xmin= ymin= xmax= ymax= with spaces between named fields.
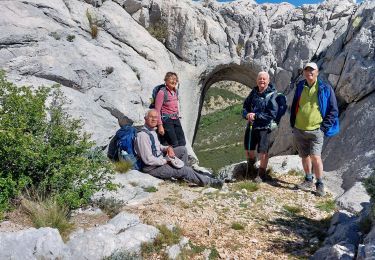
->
xmin=135 ymin=109 xmax=223 ymax=189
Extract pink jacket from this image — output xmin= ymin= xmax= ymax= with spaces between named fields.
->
xmin=154 ymin=87 xmax=179 ymax=125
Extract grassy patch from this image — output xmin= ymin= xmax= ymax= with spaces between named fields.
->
xmin=209 ymin=246 xmax=220 ymax=259
xmin=143 ymin=186 xmax=158 ymax=193
xmin=94 ymin=197 xmax=123 ymax=218
xmin=231 ymin=222 xmax=245 ymax=230
xmin=103 ymin=250 xmax=140 ymax=260
xmin=233 ymin=181 xmax=259 ymax=192
xmin=239 ymin=202 xmax=248 ymax=208
xmin=236 ymin=43 xmax=244 ymax=56
xmin=315 ymin=199 xmax=336 ymax=213
xmin=113 ymin=161 xmax=133 ymax=173
xmin=21 ymin=197 xmax=74 ymax=241
xmin=287 ymin=169 xmax=305 ymax=176
xmin=141 ymin=224 xmax=182 ymax=257
xmin=283 ymin=204 xmax=303 ymax=215
xmin=194 ymin=104 xmax=245 ymax=173
xmin=204 ymin=87 xmax=243 ymax=103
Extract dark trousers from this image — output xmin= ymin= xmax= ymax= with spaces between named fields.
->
xmin=147 ymin=146 xmax=213 ymax=186
xmin=160 ymin=118 xmax=186 ymax=147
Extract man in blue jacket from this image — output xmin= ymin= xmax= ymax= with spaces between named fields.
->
xmin=290 ymin=62 xmax=340 ymax=196
xmin=243 ymin=71 xmax=278 ymax=183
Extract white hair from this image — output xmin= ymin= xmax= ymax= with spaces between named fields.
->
xmin=145 ymin=109 xmax=158 ymax=118
xmin=257 ymin=71 xmax=270 ymax=80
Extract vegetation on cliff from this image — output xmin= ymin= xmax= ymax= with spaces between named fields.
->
xmin=0 ymin=72 xmax=115 ymax=217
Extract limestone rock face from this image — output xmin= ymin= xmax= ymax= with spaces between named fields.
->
xmin=0 ymin=227 xmax=70 ymax=259
xmin=0 ymin=0 xmax=374 ymax=197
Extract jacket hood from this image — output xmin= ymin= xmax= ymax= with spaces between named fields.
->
xmin=254 ymin=83 xmax=275 ymax=95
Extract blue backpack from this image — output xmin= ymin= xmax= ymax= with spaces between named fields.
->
xmin=116 ymin=125 xmax=158 ymax=170
xmin=265 ymin=91 xmax=287 ymax=129
xmin=149 ymin=84 xmax=179 ymax=109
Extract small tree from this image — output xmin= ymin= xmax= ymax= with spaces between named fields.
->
xmin=364 ymin=169 xmax=375 ymax=202
xmin=0 ymin=71 xmax=115 ymax=214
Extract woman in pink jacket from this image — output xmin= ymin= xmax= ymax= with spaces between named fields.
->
xmin=155 ymin=72 xmax=186 ymax=147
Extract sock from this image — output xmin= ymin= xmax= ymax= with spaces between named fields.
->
xmin=305 ymin=174 xmax=313 ymax=181
xmin=316 ymin=178 xmax=323 ymax=184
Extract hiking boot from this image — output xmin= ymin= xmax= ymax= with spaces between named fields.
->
xmin=316 ymin=182 xmax=325 ymax=197
xmin=297 ymin=178 xmax=314 ymax=191
xmin=210 ymin=179 xmax=224 ymax=189
xmin=262 ymin=174 xmax=273 ymax=182
xmin=254 ymin=175 xmax=263 ymax=183
xmin=245 ymin=160 xmax=256 ymax=179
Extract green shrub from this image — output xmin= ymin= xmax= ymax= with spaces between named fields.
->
xmin=141 ymin=224 xmax=182 ymax=257
xmin=113 ymin=161 xmax=132 ymax=173
xmin=315 ymin=199 xmax=336 ymax=213
xmin=66 ymin=35 xmax=75 ymax=42
xmin=364 ymin=169 xmax=375 ymax=201
xmin=231 ymin=222 xmax=245 ymax=230
xmin=233 ymin=181 xmax=259 ymax=192
xmin=147 ymin=21 xmax=168 ymax=43
xmin=0 ymin=71 xmax=115 ymax=213
xmin=143 ymin=186 xmax=158 ymax=193
xmin=283 ymin=204 xmax=302 ymax=215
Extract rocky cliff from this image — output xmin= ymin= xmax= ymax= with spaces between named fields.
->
xmin=1 ymin=0 xmax=374 ymax=198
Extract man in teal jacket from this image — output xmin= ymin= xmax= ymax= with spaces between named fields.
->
xmin=290 ymin=62 xmax=340 ymax=196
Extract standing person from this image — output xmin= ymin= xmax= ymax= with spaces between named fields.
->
xmin=155 ymin=72 xmax=186 ymax=147
xmin=135 ymin=109 xmax=223 ymax=189
xmin=290 ymin=62 xmax=339 ymax=196
xmin=242 ymin=71 xmax=278 ymax=183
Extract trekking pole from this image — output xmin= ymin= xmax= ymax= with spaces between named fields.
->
xmin=245 ymin=122 xmax=253 ymax=180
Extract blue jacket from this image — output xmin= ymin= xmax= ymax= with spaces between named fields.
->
xmin=242 ymin=84 xmax=278 ymax=129
xmin=290 ymin=78 xmax=340 ymax=137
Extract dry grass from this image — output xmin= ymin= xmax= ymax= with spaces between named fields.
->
xmin=21 ymin=197 xmax=74 ymax=241
xmin=86 ymin=9 xmax=98 ymax=38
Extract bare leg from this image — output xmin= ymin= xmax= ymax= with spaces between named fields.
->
xmin=310 ymin=155 xmax=323 ymax=179
xmin=259 ymin=152 xmax=269 ymax=169
xmin=301 ymin=156 xmax=312 ymax=175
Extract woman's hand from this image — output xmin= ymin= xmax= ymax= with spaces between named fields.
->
xmin=158 ymin=125 xmax=165 ymax=136
xmin=246 ymin=113 xmax=256 ymax=122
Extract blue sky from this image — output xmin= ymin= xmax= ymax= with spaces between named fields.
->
xmin=215 ymin=0 xmax=322 ymax=6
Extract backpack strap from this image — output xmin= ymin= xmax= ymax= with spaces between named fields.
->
xmin=160 ymin=86 xmax=180 ymax=119
xmin=140 ymin=128 xmax=162 ymax=157
xmin=162 ymin=87 xmax=168 ymax=104
xmin=265 ymin=91 xmax=276 ymax=103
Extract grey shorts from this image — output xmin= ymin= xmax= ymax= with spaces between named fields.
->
xmin=293 ymin=128 xmax=324 ymax=157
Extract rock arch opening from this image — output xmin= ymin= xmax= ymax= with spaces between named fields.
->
xmin=192 ymin=64 xmax=260 ymax=172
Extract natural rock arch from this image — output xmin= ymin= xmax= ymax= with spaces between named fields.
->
xmin=193 ymin=63 xmax=258 ymax=143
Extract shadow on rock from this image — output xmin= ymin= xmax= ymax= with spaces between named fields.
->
xmin=265 ymin=213 xmax=332 ymax=258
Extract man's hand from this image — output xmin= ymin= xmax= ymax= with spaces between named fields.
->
xmin=166 ymin=146 xmax=175 ymax=158
xmin=246 ymin=113 xmax=256 ymax=122
xmin=158 ymin=125 xmax=165 ymax=136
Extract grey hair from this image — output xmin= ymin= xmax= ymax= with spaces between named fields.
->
xmin=257 ymin=71 xmax=270 ymax=80
xmin=144 ymin=109 xmax=158 ymax=118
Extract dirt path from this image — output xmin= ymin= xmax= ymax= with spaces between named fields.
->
xmin=125 ymin=173 xmax=334 ymax=259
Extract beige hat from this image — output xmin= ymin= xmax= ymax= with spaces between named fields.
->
xmin=304 ymin=62 xmax=318 ymax=70
xmin=166 ymin=156 xmax=185 ymax=169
